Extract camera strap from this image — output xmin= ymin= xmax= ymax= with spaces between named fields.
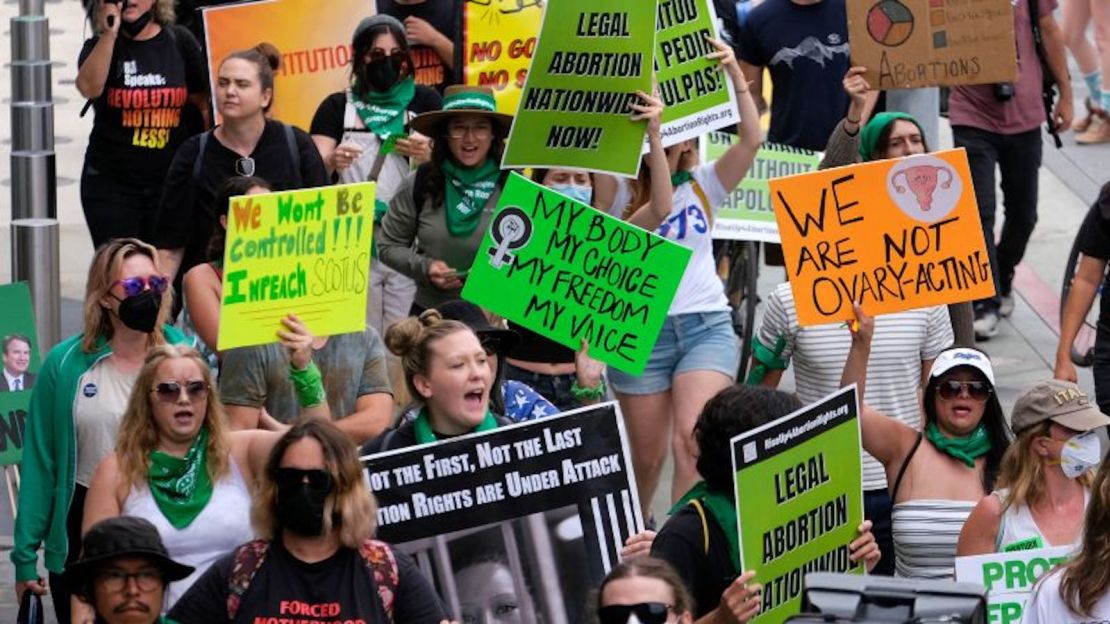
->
xmin=1026 ymin=0 xmax=1063 ymax=148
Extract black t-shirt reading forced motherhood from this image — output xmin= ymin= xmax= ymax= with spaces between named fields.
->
xmin=78 ymin=26 xmax=207 ymax=186
xmin=377 ymin=0 xmax=460 ymax=92
xmin=168 ymin=540 xmax=447 ymax=624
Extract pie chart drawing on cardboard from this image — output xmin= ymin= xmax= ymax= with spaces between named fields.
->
xmin=867 ymin=0 xmax=915 ymax=47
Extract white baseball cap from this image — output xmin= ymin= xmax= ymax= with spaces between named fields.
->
xmin=928 ymin=348 xmax=995 ymax=385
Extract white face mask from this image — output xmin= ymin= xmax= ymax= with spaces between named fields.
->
xmin=1059 ymin=431 xmax=1103 ymax=479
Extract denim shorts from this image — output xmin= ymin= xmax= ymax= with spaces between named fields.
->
xmin=609 ymin=310 xmax=739 ymax=395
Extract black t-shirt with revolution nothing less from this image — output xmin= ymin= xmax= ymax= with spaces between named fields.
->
xmin=378 ymin=0 xmax=461 ymax=92
xmin=167 ymin=540 xmax=448 ymax=624
xmin=78 ymin=27 xmax=207 ymax=186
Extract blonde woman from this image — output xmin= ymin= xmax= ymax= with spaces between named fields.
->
xmin=1024 ymin=459 xmax=1110 ymax=622
xmin=168 ymin=420 xmax=451 ymax=623
xmin=12 ymin=239 xmax=191 ymax=623
xmin=958 ymin=380 xmax=1109 ymax=555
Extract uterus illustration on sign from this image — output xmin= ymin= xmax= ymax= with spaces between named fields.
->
xmin=887 ymin=154 xmax=962 ymax=223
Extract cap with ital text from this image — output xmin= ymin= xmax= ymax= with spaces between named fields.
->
xmin=1011 ymin=379 xmax=1110 ymax=433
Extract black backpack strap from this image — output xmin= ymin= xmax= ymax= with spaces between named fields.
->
xmin=890 ymin=432 xmax=924 ymax=502
xmin=192 ymin=130 xmax=212 ymax=186
xmin=284 ymin=124 xmax=302 ymax=187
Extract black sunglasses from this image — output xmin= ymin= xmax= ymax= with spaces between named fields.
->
xmin=597 ymin=602 xmax=673 ymax=624
xmin=937 ymin=379 xmax=992 ymax=401
xmin=152 ymin=380 xmax=208 ymax=404
xmin=272 ymin=467 xmax=333 ymax=491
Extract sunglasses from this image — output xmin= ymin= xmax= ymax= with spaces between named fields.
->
xmin=152 ymin=380 xmax=208 ymax=404
xmin=367 ymin=49 xmax=407 ymax=64
xmin=115 ymin=275 xmax=169 ymax=298
xmin=937 ymin=380 xmax=992 ymax=401
xmin=235 ymin=156 xmax=256 ymax=177
xmin=272 ymin=467 xmax=333 ymax=491
xmin=597 ymin=603 xmax=673 ymax=624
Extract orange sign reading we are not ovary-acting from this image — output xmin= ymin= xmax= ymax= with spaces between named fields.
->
xmin=770 ymin=148 xmax=995 ymax=327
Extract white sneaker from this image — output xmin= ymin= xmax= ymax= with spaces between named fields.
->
xmin=974 ymin=311 xmax=999 ymax=341
xmin=998 ymin=295 xmax=1014 ymax=318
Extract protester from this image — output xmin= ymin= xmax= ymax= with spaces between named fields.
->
xmin=595 ymin=558 xmax=695 ymax=624
xmin=377 ymin=0 xmax=460 ymax=93
xmin=1 ymin=334 xmax=34 ymax=392
xmin=76 ymin=0 xmax=207 ymax=248
xmin=155 ymin=44 xmax=328 ymax=284
xmin=648 ymin=384 xmax=880 ymax=619
xmin=842 ymin=305 xmax=1011 ymax=578
xmin=1054 ymin=183 xmax=1110 ymax=412
xmin=607 ymin=38 xmax=764 ymax=512
xmin=219 ymin=314 xmax=393 ymax=443
xmin=13 ymin=239 xmax=190 ymax=624
xmin=1024 ymin=458 xmax=1110 ymax=622
xmin=949 ymin=0 xmax=1072 ymax=339
xmin=65 ymin=516 xmax=194 ymax=624
xmin=1062 ymin=0 xmax=1110 ymax=143
xmin=957 ymin=379 xmax=1108 ymax=555
xmin=167 ymin=419 xmax=449 ymax=623
xmin=310 ymin=14 xmax=440 ymax=339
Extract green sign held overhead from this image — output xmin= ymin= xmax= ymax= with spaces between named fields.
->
xmin=732 ymin=385 xmax=865 ymax=623
xmin=462 ymin=173 xmax=692 ymax=375
xmin=0 ymin=283 xmax=41 ymax=466
xmin=655 ymin=0 xmax=739 ymax=146
xmin=502 ymin=0 xmax=657 ymax=177
xmin=700 ymin=132 xmax=822 ymax=242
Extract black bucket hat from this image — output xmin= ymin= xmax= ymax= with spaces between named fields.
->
xmin=436 ymin=300 xmax=520 ymax=356
xmin=64 ymin=517 xmax=194 ymax=586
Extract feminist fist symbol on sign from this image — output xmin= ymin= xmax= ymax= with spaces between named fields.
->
xmin=488 ymin=207 xmax=533 ymax=270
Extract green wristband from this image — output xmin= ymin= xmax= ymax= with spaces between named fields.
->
xmin=289 ymin=361 xmax=325 ymax=408
xmin=571 ymin=378 xmax=607 ymax=401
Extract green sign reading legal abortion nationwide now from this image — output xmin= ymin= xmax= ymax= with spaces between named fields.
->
xmin=461 ymin=173 xmax=692 ymax=375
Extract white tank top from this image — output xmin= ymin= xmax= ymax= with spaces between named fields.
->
xmin=122 ymin=458 xmax=254 ymax=610
xmin=993 ymin=487 xmax=1089 ymax=552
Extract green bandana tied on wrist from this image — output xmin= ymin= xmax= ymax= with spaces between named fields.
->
xmin=441 ymin=158 xmax=500 ymax=237
xmin=413 ymin=407 xmax=499 ymax=444
xmin=148 ymin=428 xmax=213 ymax=529
xmin=671 ymin=481 xmax=741 ymax=570
xmin=925 ymin=420 xmax=991 ymax=468
xmin=350 ymin=77 xmax=415 ymax=140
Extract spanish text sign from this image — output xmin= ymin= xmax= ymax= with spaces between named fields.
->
xmin=218 ymin=183 xmax=375 ymax=351
xmin=955 ymin=546 xmax=1072 ymax=624
xmin=770 ymin=149 xmax=994 ymax=327
xmin=461 ymin=173 xmax=691 ymax=376
xmin=462 ymin=0 xmax=542 ymax=114
xmin=848 ymin=0 xmax=1017 ymax=89
xmin=0 ymin=283 xmax=40 ymax=466
xmin=501 ymin=0 xmax=657 ymax=177
xmin=732 ymin=385 xmax=865 ymax=623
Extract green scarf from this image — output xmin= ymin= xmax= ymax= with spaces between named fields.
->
xmin=441 ymin=158 xmax=500 ymax=237
xmin=671 ymin=170 xmax=693 ymax=188
xmin=925 ymin=420 xmax=991 ymax=468
xmin=148 ymin=428 xmax=213 ymax=529
xmin=350 ymin=77 xmax=415 ymax=139
xmin=413 ymin=408 xmax=499 ymax=444
xmin=670 ymin=481 xmax=741 ymax=571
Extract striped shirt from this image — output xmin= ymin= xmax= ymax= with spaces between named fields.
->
xmin=892 ymin=499 xmax=975 ymax=579
xmin=755 ymin=282 xmax=953 ymax=490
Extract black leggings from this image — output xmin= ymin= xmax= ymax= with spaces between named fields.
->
xmin=47 ymin=484 xmax=87 ymax=624
xmin=80 ymin=165 xmax=163 ymax=249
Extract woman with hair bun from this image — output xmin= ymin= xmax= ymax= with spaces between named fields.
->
xmin=155 ymin=43 xmax=328 ymax=286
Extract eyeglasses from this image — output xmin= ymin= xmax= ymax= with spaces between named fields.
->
xmin=272 ymin=467 xmax=333 ymax=491
xmin=114 ymin=275 xmax=169 ymax=298
xmin=597 ymin=603 xmax=674 ymax=624
xmin=96 ymin=568 xmax=163 ymax=593
xmin=152 ymin=380 xmax=209 ymax=404
xmin=446 ymin=123 xmax=493 ymax=140
xmin=937 ymin=380 xmax=992 ymax=401
xmin=235 ymin=156 xmax=256 ymax=177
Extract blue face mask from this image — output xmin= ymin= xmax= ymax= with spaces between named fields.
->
xmin=549 ymin=183 xmax=593 ymax=206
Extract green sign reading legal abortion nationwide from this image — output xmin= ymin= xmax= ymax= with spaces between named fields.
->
xmin=461 ymin=173 xmax=691 ymax=375
xmin=502 ymin=0 xmax=657 ymax=177
xmin=0 ymin=282 xmax=41 ymax=466
xmin=732 ymin=385 xmax=865 ymax=623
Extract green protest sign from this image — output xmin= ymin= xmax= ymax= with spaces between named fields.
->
xmin=656 ymin=0 xmax=739 ymax=145
xmin=461 ymin=173 xmax=692 ymax=375
xmin=732 ymin=385 xmax=864 ymax=623
xmin=955 ymin=546 xmax=1072 ymax=624
xmin=700 ymin=132 xmax=821 ymax=242
xmin=501 ymin=0 xmax=657 ymax=177
xmin=0 ymin=283 xmax=41 ymax=466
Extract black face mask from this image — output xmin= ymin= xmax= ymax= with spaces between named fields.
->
xmin=275 ymin=471 xmax=333 ymax=537
xmin=120 ymin=7 xmax=152 ymax=38
xmin=362 ymin=54 xmax=406 ymax=92
xmin=114 ymin=290 xmax=161 ymax=334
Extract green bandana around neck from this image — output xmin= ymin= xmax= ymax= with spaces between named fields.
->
xmin=859 ymin=111 xmax=919 ymax=161
xmin=671 ymin=170 xmax=693 ymax=188
xmin=413 ymin=407 xmax=499 ymax=444
xmin=350 ymin=77 xmax=416 ymax=140
xmin=148 ymin=427 xmax=213 ymax=529
xmin=441 ymin=158 xmax=500 ymax=237
xmin=925 ymin=420 xmax=991 ymax=468
xmin=670 ymin=481 xmax=741 ymax=571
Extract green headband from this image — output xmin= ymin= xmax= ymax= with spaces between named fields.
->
xmin=442 ymin=91 xmax=498 ymax=113
xmin=859 ymin=112 xmax=920 ymax=160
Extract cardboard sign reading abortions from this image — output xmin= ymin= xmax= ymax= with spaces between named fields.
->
xmin=462 ymin=0 xmax=542 ymax=114
xmin=502 ymin=0 xmax=657 ymax=177
xmin=732 ymin=386 xmax=865 ymax=623
xmin=955 ymin=546 xmax=1072 ymax=624
xmin=0 ymin=283 xmax=40 ymax=466
xmin=655 ymin=0 xmax=739 ymax=146
xmin=770 ymin=149 xmax=994 ymax=326
xmin=848 ymin=0 xmax=1017 ymax=89
xmin=218 ymin=182 xmax=375 ymax=351
xmin=461 ymin=173 xmax=691 ymax=375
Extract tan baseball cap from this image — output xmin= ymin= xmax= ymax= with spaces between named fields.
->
xmin=1010 ymin=379 xmax=1110 ymax=433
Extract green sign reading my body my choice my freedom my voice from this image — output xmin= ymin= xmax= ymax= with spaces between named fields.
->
xmin=502 ymin=0 xmax=657 ymax=177
xmin=461 ymin=173 xmax=692 ymax=375
xmin=732 ymin=385 xmax=864 ymax=623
